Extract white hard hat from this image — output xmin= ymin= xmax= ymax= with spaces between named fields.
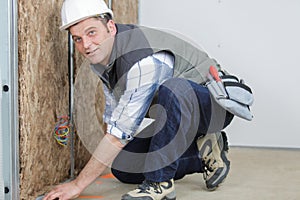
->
xmin=60 ymin=0 xmax=113 ymax=30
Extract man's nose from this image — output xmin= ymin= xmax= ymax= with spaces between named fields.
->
xmin=82 ymin=36 xmax=92 ymax=49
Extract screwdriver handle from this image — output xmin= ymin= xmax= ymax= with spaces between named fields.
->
xmin=209 ymin=66 xmax=221 ymax=82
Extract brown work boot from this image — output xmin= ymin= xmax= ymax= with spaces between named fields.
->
xmin=121 ymin=179 xmax=176 ymax=200
xmin=197 ymin=131 xmax=230 ymax=190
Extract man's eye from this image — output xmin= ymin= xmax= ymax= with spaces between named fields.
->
xmin=88 ymin=31 xmax=96 ymax=36
xmin=74 ymin=37 xmax=82 ymax=43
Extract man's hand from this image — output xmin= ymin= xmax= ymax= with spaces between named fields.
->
xmin=43 ymin=180 xmax=82 ymax=200
xmin=42 ymin=134 xmax=125 ymax=200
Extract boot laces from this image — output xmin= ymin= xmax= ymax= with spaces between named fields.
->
xmin=138 ymin=180 xmax=162 ymax=194
xmin=203 ymin=155 xmax=218 ymax=181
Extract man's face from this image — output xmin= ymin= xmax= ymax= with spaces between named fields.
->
xmin=70 ymin=17 xmax=116 ymax=65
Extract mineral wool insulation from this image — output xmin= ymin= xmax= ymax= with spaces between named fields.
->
xmin=17 ymin=0 xmax=138 ymax=199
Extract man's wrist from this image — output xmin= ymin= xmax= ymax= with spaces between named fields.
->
xmin=72 ymin=176 xmax=90 ymax=194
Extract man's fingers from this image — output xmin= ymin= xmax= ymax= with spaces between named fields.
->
xmin=43 ymin=190 xmax=61 ymax=200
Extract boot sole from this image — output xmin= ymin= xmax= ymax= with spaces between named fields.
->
xmin=205 ymin=151 xmax=230 ymax=190
xmin=121 ymin=191 xmax=176 ymax=200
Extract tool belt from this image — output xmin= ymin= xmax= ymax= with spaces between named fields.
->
xmin=206 ymin=66 xmax=254 ymax=121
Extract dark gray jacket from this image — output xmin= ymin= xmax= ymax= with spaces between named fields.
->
xmin=91 ymin=24 xmax=221 ymax=91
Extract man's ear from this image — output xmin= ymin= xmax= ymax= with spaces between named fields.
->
xmin=107 ymin=20 xmax=117 ymax=35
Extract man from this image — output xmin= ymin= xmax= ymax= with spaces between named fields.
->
xmin=43 ymin=0 xmax=243 ymax=199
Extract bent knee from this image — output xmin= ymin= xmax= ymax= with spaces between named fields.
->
xmin=111 ymin=168 xmax=144 ymax=184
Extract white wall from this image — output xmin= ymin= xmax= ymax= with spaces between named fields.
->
xmin=139 ymin=0 xmax=300 ymax=148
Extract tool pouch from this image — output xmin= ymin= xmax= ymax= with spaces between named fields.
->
xmin=207 ymin=74 xmax=254 ymax=121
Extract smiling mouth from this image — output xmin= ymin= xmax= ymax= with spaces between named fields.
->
xmin=86 ymin=48 xmax=98 ymax=56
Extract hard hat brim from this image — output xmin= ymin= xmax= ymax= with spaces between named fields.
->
xmin=59 ymin=15 xmax=97 ymax=31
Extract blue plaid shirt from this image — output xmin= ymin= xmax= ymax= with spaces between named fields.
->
xmin=103 ymin=52 xmax=174 ymax=140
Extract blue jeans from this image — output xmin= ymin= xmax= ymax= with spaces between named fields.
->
xmin=111 ymin=78 xmax=233 ymax=183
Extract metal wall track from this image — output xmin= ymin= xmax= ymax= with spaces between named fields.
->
xmin=0 ymin=0 xmax=19 ymax=199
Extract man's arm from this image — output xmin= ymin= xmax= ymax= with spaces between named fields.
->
xmin=106 ymin=52 xmax=174 ymax=140
xmin=43 ymin=134 xmax=125 ymax=200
